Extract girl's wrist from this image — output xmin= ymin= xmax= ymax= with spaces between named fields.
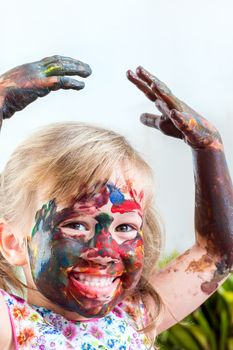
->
xmin=192 ymin=143 xmax=233 ymax=268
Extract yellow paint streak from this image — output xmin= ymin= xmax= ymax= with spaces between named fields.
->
xmin=44 ymin=65 xmax=60 ymax=75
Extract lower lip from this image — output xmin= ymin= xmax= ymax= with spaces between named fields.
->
xmin=69 ymin=275 xmax=121 ymax=300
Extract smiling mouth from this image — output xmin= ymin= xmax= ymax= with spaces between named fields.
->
xmin=69 ymin=272 xmax=121 ymax=299
xmin=72 ymin=273 xmax=117 ymax=287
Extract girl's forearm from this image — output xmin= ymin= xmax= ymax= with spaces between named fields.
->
xmin=193 ymin=147 xmax=233 ymax=270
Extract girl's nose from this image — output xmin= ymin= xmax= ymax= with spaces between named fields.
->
xmin=81 ymin=228 xmax=122 ymax=267
xmin=95 ymin=228 xmax=119 ymax=254
xmin=91 ymin=213 xmax=120 ymax=260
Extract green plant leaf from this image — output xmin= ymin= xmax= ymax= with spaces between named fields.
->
xmin=193 ymin=307 xmax=217 ymax=350
xmin=186 ymin=324 xmax=209 ymax=349
xmin=169 ymin=324 xmax=202 ymax=350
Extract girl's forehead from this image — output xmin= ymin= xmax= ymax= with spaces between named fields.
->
xmin=108 ymin=168 xmax=143 ymax=193
xmin=35 ymin=168 xmax=144 ymax=215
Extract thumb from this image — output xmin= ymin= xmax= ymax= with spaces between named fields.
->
xmin=140 ymin=113 xmax=161 ymax=129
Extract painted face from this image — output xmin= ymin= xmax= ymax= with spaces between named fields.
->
xmin=27 ymin=181 xmax=144 ymax=318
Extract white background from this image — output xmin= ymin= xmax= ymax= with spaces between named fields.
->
xmin=0 ymin=0 xmax=232 ymax=255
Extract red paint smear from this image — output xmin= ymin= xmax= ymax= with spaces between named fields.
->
xmin=111 ymin=200 xmax=142 ymax=215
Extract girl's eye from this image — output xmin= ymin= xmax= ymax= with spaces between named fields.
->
xmin=63 ymin=222 xmax=89 ymax=231
xmin=115 ymin=224 xmax=136 ymax=232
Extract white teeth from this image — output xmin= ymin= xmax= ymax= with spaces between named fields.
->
xmin=73 ymin=273 xmax=115 ymax=287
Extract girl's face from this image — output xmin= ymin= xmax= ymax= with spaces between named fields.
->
xmin=27 ymin=173 xmax=144 ymax=318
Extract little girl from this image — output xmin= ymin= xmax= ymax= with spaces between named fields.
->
xmin=0 ymin=55 xmax=232 ymax=350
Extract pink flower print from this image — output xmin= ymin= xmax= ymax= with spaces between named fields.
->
xmin=89 ymin=325 xmax=104 ymax=339
xmin=63 ymin=324 xmax=77 ymax=340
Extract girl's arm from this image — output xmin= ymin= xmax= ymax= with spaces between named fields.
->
xmin=127 ymin=67 xmax=233 ymax=333
xmin=0 ymin=55 xmax=92 ymax=129
xmin=0 ymin=55 xmax=91 ymax=347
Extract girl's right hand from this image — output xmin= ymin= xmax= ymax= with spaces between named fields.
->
xmin=0 ymin=55 xmax=92 ymax=126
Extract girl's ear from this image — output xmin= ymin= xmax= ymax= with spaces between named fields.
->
xmin=0 ymin=219 xmax=27 ymax=266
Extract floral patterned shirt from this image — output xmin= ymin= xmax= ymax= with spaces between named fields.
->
xmin=1 ymin=289 xmax=151 ymax=349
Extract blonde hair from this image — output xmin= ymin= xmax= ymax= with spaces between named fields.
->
xmin=0 ymin=121 xmax=163 ymax=343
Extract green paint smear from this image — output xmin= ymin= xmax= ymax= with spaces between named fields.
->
xmin=44 ymin=65 xmax=60 ymax=76
xmin=31 ymin=200 xmax=55 ymax=238
xmin=95 ymin=213 xmax=112 ymax=234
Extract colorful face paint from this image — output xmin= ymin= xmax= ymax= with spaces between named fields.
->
xmin=27 ymin=182 xmax=144 ymax=318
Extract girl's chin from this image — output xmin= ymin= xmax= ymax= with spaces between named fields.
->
xmin=63 ymin=298 xmax=113 ymax=319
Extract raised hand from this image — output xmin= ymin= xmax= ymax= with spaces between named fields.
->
xmin=128 ymin=66 xmax=233 ymax=271
xmin=127 ymin=67 xmax=222 ymax=151
xmin=0 ymin=55 xmax=92 ymax=125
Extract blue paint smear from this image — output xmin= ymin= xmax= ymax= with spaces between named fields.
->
xmin=107 ymin=184 xmax=125 ymax=205
xmin=39 ymin=261 xmax=50 ymax=274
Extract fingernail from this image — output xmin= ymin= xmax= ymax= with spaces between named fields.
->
xmin=78 ymin=81 xmax=85 ymax=88
xmin=126 ymin=70 xmax=132 ymax=78
xmin=136 ymin=66 xmax=143 ymax=74
xmin=82 ymin=65 xmax=92 ymax=77
xmin=140 ymin=113 xmax=148 ymax=124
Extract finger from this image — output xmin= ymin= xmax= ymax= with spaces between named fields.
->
xmin=43 ymin=55 xmax=92 ymax=78
xmin=136 ymin=66 xmax=157 ymax=85
xmin=126 ymin=70 xmax=157 ymax=102
xmin=151 ymin=82 xmax=183 ymax=111
xmin=136 ymin=66 xmax=172 ymax=94
xmin=140 ymin=113 xmax=161 ymax=129
xmin=136 ymin=66 xmax=183 ymax=112
xmin=47 ymin=76 xmax=85 ymax=91
xmin=140 ymin=112 xmax=183 ymax=139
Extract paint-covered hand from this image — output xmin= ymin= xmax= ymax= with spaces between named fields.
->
xmin=0 ymin=55 xmax=91 ymax=123
xmin=127 ymin=67 xmax=222 ymax=150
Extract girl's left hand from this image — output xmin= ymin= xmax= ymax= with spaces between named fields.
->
xmin=127 ymin=67 xmax=222 ymax=151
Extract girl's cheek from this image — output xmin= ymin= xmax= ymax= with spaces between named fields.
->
xmin=119 ymin=233 xmax=144 ymax=266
